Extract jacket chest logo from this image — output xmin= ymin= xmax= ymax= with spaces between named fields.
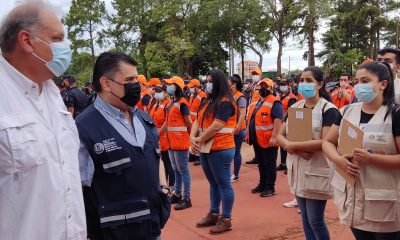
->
xmin=94 ymin=138 xmax=122 ymax=154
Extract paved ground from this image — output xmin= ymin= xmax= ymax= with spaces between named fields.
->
xmin=162 ymin=143 xmax=354 ymax=240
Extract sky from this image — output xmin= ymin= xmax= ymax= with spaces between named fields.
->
xmin=1 ymin=0 xmax=326 ymax=72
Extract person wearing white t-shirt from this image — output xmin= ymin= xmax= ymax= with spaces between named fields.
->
xmin=377 ymin=48 xmax=400 ymax=104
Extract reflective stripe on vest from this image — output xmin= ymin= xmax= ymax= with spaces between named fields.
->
xmin=103 ymin=158 xmax=130 ymax=170
xmin=167 ymin=126 xmax=188 ymax=131
xmin=190 ymin=111 xmax=197 ymax=116
xmin=100 ymin=209 xmax=151 ymax=224
xmin=255 ymin=125 xmax=274 ymax=131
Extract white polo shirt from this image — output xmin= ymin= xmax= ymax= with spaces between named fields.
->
xmin=0 ymin=56 xmax=86 ymax=240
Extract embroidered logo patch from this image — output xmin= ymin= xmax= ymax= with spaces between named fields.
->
xmin=94 ymin=138 xmax=122 ymax=154
xmin=94 ymin=143 xmax=105 ymax=154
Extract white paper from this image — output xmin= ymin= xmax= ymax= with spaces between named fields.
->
xmin=295 ymin=111 xmax=303 ymax=119
xmin=348 ymin=126 xmax=357 ymax=139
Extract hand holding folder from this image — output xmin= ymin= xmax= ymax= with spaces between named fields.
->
xmin=190 ymin=130 xmax=214 ymax=154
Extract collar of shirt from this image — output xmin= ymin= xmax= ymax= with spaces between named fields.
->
xmin=94 ymin=96 xmax=137 ymax=120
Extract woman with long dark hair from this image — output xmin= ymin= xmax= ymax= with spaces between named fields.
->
xmin=190 ymin=69 xmax=237 ymax=235
xmin=277 ymin=66 xmax=339 ymax=239
xmin=323 ymin=62 xmax=400 ymax=240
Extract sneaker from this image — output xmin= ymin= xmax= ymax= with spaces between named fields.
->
xmin=174 ymin=198 xmax=192 ymax=210
xmin=245 ymin=157 xmax=258 ymax=164
xmin=193 ymin=160 xmax=201 ymax=166
xmin=284 ymin=168 xmax=288 ymax=175
xmin=209 ymin=218 xmax=232 ymax=235
xmin=260 ymin=189 xmax=276 ymax=197
xmin=170 ymin=193 xmax=182 ymax=204
xmin=276 ymin=164 xmax=287 ymax=171
xmin=231 ymin=175 xmax=239 ymax=183
xmin=251 ymin=184 xmax=265 ymax=194
xmin=283 ymin=199 xmax=298 ymax=208
xmin=196 ymin=213 xmax=220 ymax=228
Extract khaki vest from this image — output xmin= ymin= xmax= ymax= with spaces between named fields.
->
xmin=286 ymin=98 xmax=336 ymax=200
xmin=394 ymin=78 xmax=400 ymax=104
xmin=331 ymin=102 xmax=400 ymax=232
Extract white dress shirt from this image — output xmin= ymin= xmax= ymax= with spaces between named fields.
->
xmin=0 ymin=56 xmax=86 ymax=240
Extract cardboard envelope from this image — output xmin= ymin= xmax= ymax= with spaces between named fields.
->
xmin=287 ymin=108 xmax=313 ymax=142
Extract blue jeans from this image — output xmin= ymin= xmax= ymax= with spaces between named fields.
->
xmin=351 ymin=228 xmax=400 ymax=240
xmin=200 ymin=148 xmax=235 ymax=218
xmin=296 ymin=196 xmax=330 ymax=240
xmin=233 ymin=129 xmax=246 ymax=177
xmin=169 ymin=150 xmax=191 ymax=200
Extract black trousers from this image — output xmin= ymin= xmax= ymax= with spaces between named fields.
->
xmin=253 ymin=144 xmax=278 ymax=190
xmin=351 ymin=228 xmax=400 ymax=240
xmin=280 ymin=147 xmax=287 ymax=165
xmin=161 ymin=150 xmax=175 ymax=187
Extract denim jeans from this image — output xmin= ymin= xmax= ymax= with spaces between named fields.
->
xmin=161 ymin=151 xmax=175 ymax=187
xmin=296 ymin=196 xmax=330 ymax=240
xmin=253 ymin=144 xmax=278 ymax=190
xmin=233 ymin=129 xmax=246 ymax=177
xmin=168 ymin=150 xmax=191 ymax=200
xmin=351 ymin=228 xmax=400 ymax=240
xmin=200 ymin=148 xmax=235 ymax=218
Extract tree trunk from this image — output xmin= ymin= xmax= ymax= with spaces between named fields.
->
xmin=89 ymin=21 xmax=95 ymax=62
xmin=308 ymin=22 xmax=315 ymax=66
xmin=241 ymin=36 xmax=245 ymax=81
xmin=277 ymin=30 xmax=283 ymax=76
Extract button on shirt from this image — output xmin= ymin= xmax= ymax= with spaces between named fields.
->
xmin=0 ymin=56 xmax=86 ymax=240
xmin=78 ymin=96 xmax=146 ymax=186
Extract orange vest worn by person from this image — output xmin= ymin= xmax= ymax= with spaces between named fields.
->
xmin=247 ymin=86 xmax=261 ymax=124
xmin=149 ymin=98 xmax=171 ymax=152
xmin=197 ymin=98 xmax=237 ymax=151
xmin=247 ymin=95 xmax=280 ymax=148
xmin=166 ymin=97 xmax=190 ymax=151
xmin=279 ymin=93 xmax=297 ymax=113
xmin=189 ymin=90 xmax=207 ymax=122
xmin=136 ymin=88 xmax=152 ymax=111
xmin=233 ymin=91 xmax=246 ymax=130
xmin=331 ymin=86 xmax=354 ymax=109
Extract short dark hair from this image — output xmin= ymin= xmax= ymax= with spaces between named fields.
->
xmin=228 ymin=74 xmax=243 ymax=92
xmin=340 ymin=73 xmax=351 ymax=79
xmin=377 ymin=48 xmax=400 ymax=64
xmin=92 ymin=52 xmax=138 ymax=92
xmin=62 ymin=75 xmax=76 ymax=84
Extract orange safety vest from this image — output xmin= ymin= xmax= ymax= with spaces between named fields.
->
xmin=247 ymin=95 xmax=280 ymax=148
xmin=331 ymin=86 xmax=354 ymax=109
xmin=166 ymin=97 xmax=190 ymax=151
xmin=197 ymin=98 xmax=237 ymax=151
xmin=233 ymin=91 xmax=246 ymax=130
xmin=247 ymin=88 xmax=261 ymax=124
xmin=136 ymin=88 xmax=152 ymax=111
xmin=279 ymin=93 xmax=297 ymax=113
xmin=189 ymin=90 xmax=207 ymax=122
xmin=149 ymin=98 xmax=171 ymax=151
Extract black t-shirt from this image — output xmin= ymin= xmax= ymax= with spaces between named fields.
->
xmin=284 ymin=104 xmax=339 ymax=127
xmin=214 ymin=101 xmax=235 ymax=122
xmin=334 ymin=106 xmax=400 ymax=137
xmin=65 ymin=87 xmax=88 ymax=117
xmin=142 ymin=95 xmax=151 ymax=106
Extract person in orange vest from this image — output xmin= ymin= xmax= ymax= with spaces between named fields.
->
xmin=190 ymin=69 xmax=237 ymax=235
xmin=331 ymin=73 xmax=355 ymax=109
xmin=276 ymin=78 xmax=297 ymax=174
xmin=228 ymin=74 xmax=247 ymax=182
xmin=136 ymin=74 xmax=152 ymax=112
xmin=149 ymin=83 xmax=175 ymax=188
xmin=246 ymin=68 xmax=263 ymax=165
xmin=159 ymin=76 xmax=193 ymax=210
xmin=187 ymin=79 xmax=207 ymax=166
xmin=146 ymin=77 xmax=161 ymax=111
xmin=246 ymin=78 xmax=283 ymax=197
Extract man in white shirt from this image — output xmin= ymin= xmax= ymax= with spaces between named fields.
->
xmin=0 ymin=2 xmax=86 ymax=240
xmin=376 ymin=48 xmax=400 ymax=104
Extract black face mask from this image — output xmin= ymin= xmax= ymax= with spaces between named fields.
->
xmin=259 ymin=87 xmax=270 ymax=98
xmin=108 ymin=77 xmax=141 ymax=107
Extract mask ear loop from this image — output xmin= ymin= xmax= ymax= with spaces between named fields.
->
xmin=31 ymin=35 xmax=51 ymax=64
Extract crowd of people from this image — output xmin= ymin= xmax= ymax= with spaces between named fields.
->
xmin=1 ymin=2 xmax=400 ymax=240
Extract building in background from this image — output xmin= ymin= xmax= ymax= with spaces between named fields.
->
xmin=235 ymin=60 xmax=258 ymax=80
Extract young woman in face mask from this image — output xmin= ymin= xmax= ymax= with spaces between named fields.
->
xmin=246 ymin=78 xmax=283 ymax=197
xmin=190 ymin=69 xmax=237 ymax=235
xmin=149 ymin=84 xmax=175 ymax=189
xmin=323 ymin=62 xmax=400 ymax=240
xmin=277 ymin=66 xmax=338 ymax=240
xmin=159 ymin=76 xmax=193 ymax=210
xmin=228 ymin=75 xmax=247 ymax=182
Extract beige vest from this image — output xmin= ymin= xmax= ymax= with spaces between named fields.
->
xmin=331 ymin=102 xmax=400 ymax=232
xmin=394 ymin=78 xmax=400 ymax=104
xmin=286 ymin=98 xmax=336 ymax=200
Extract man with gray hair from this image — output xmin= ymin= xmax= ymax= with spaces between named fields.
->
xmin=0 ymin=1 xmax=86 ymax=239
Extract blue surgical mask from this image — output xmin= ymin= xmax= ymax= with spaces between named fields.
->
xmin=166 ymin=85 xmax=176 ymax=95
xmin=354 ymin=83 xmax=378 ymax=103
xmin=206 ymin=83 xmax=213 ymax=94
xmin=32 ymin=35 xmax=72 ymax=77
xmin=298 ymin=83 xmax=317 ymax=99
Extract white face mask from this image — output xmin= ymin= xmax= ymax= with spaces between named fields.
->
xmin=252 ymin=75 xmax=260 ymax=83
xmin=206 ymin=83 xmax=213 ymax=94
xmin=154 ymin=92 xmax=165 ymax=101
xmin=279 ymin=85 xmax=288 ymax=92
xmin=189 ymin=87 xmax=195 ymax=94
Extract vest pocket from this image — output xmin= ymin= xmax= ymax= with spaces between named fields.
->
xmin=101 ymin=157 xmax=133 ymax=174
xmin=364 ymin=188 xmax=397 ymax=222
xmin=304 ymin=166 xmax=332 ymax=193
